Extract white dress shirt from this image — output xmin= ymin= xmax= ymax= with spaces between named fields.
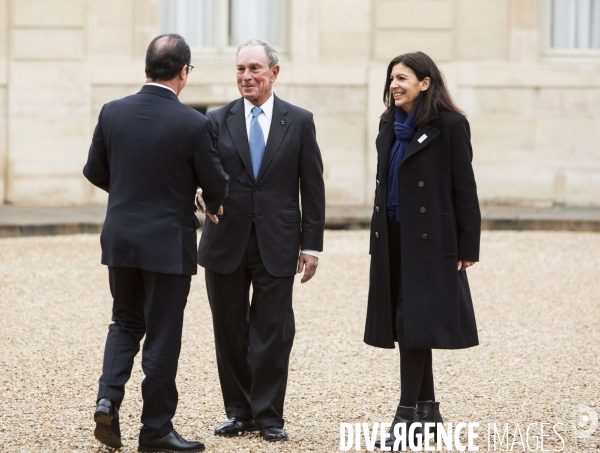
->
xmin=244 ymin=94 xmax=273 ymax=145
xmin=243 ymin=93 xmax=319 ymax=259
xmin=145 ymin=82 xmax=177 ymax=96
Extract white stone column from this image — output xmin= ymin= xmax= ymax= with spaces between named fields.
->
xmin=7 ymin=0 xmax=90 ymax=205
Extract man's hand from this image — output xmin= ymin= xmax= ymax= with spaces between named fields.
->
xmin=297 ymin=253 xmax=318 ymax=283
xmin=196 ymin=188 xmax=206 ymax=212
xmin=206 ymin=206 xmax=223 ymax=224
xmin=197 ymin=188 xmax=223 ymax=224
xmin=458 ymin=260 xmax=476 ymax=271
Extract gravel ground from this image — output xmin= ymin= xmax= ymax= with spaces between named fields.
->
xmin=0 ymin=230 xmax=599 ymax=452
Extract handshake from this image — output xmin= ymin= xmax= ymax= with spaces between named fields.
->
xmin=195 ymin=188 xmax=223 ymax=224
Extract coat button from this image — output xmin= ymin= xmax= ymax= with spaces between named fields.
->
xmin=418 ymin=181 xmax=425 ymax=187
xmin=421 ymin=233 xmax=428 ymax=240
xmin=375 ymin=206 xmax=380 ymax=213
xmin=253 ymin=188 xmax=259 ymax=193
xmin=375 ymin=232 xmax=380 ymax=239
xmin=420 ymin=207 xmax=426 ymax=213
xmin=247 ymin=212 xmax=253 ymax=217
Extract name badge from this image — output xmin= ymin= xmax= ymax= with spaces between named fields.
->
xmin=418 ymin=134 xmax=427 ymax=143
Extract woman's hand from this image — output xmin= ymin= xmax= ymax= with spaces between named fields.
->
xmin=457 ymin=261 xmax=475 ymax=271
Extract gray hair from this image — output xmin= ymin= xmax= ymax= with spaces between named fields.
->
xmin=236 ymin=39 xmax=279 ymax=68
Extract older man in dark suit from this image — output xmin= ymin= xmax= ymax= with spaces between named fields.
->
xmin=84 ymin=34 xmax=228 ymax=452
xmin=197 ymin=39 xmax=325 ymax=442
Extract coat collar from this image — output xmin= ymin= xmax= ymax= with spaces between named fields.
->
xmin=377 ymin=114 xmax=396 ymax=176
xmin=377 ymin=107 xmax=440 ymax=167
xmin=403 ymin=123 xmax=440 ymax=164
xmin=226 ymin=95 xmax=291 ymax=182
xmin=226 ymin=99 xmax=253 ymax=180
xmin=138 ymin=84 xmax=179 ymax=101
xmin=256 ymin=95 xmax=290 ymax=182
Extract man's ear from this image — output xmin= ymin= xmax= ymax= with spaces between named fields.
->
xmin=270 ymin=65 xmax=280 ymax=82
xmin=180 ymin=65 xmax=188 ymax=79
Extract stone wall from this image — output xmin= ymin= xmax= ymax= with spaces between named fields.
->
xmin=2 ymin=0 xmax=600 ymax=207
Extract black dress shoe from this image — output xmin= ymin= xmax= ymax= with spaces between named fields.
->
xmin=374 ymin=405 xmax=421 ymax=450
xmin=214 ymin=417 xmax=258 ymax=437
xmin=417 ymin=401 xmax=443 ymax=439
xmin=94 ymin=398 xmax=122 ymax=449
xmin=260 ymin=427 xmax=288 ymax=442
xmin=138 ymin=430 xmax=205 ymax=452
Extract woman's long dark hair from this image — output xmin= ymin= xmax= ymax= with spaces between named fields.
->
xmin=381 ymin=51 xmax=464 ymax=127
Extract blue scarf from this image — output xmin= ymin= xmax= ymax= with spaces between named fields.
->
xmin=387 ymin=104 xmax=420 ymax=221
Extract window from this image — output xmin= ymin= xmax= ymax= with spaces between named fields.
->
xmin=229 ymin=0 xmax=287 ymax=48
xmin=551 ymin=0 xmax=600 ymax=49
xmin=161 ymin=0 xmax=288 ymax=51
xmin=188 ymin=105 xmax=208 ymax=116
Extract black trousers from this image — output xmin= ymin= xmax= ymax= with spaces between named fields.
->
xmin=97 ymin=266 xmax=191 ymax=441
xmin=205 ymin=225 xmax=295 ymax=429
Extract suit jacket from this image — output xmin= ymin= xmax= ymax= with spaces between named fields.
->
xmin=198 ymin=95 xmax=325 ymax=277
xmin=84 ymin=84 xmax=229 ymax=276
xmin=365 ymin=109 xmax=481 ymax=349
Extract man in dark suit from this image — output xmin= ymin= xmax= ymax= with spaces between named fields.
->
xmin=197 ymin=39 xmax=325 ymax=442
xmin=84 ymin=34 xmax=228 ymax=452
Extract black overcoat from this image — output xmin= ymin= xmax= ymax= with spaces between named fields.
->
xmin=364 ymin=108 xmax=481 ymax=350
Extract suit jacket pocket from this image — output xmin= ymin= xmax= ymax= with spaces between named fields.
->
xmin=281 ymin=208 xmax=301 ymax=223
xmin=441 ymin=213 xmax=457 ymax=257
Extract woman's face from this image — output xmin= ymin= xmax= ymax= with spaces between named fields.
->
xmin=389 ymin=62 xmax=430 ymax=114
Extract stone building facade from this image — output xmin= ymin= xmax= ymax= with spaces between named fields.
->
xmin=1 ymin=0 xmax=599 ymax=207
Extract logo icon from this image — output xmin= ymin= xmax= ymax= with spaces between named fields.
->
xmin=572 ymin=405 xmax=598 ymax=438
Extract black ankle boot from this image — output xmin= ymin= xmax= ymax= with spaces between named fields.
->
xmin=417 ymin=401 xmax=443 ymax=439
xmin=375 ymin=405 xmax=421 ymax=450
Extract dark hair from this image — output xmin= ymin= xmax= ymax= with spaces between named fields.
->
xmin=145 ymin=34 xmax=191 ymax=81
xmin=381 ymin=51 xmax=464 ymax=126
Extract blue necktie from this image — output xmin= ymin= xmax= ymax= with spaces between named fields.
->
xmin=249 ymin=107 xmax=265 ymax=179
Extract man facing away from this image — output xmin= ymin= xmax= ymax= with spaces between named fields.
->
xmin=84 ymin=34 xmax=228 ymax=452
xmin=197 ymin=39 xmax=326 ymax=442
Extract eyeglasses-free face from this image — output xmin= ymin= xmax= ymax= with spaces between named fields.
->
xmin=236 ymin=45 xmax=279 ymax=107
xmin=389 ymin=63 xmax=430 ymax=115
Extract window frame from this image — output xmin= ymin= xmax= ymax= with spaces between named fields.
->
xmin=161 ymin=0 xmax=290 ymax=61
xmin=541 ymin=0 xmax=600 ymax=58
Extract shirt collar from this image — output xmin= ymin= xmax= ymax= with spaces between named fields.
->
xmin=244 ymin=93 xmax=274 ymax=120
xmin=145 ymin=82 xmax=177 ymax=96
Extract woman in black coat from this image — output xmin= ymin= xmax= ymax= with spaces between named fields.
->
xmin=366 ymin=52 xmax=481 ymax=449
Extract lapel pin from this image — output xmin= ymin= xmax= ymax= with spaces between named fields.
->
xmin=281 ymin=120 xmax=285 ymax=125
xmin=418 ymin=134 xmax=427 ymax=143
